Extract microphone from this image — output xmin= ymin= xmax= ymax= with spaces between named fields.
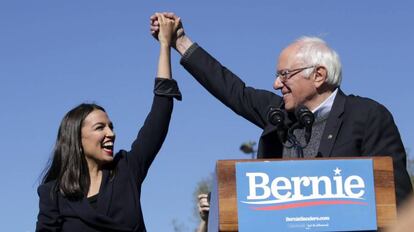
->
xmin=295 ymin=105 xmax=315 ymax=144
xmin=267 ymin=105 xmax=314 ymax=158
xmin=268 ymin=106 xmax=285 ymax=126
xmin=267 ymin=106 xmax=287 ymax=143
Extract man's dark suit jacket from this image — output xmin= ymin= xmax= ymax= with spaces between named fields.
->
xmin=36 ymin=79 xmax=181 ymax=232
xmin=181 ymin=43 xmax=412 ymax=206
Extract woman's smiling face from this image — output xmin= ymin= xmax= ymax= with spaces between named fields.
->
xmin=81 ymin=109 xmax=116 ymax=166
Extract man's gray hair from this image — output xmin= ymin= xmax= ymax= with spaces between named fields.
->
xmin=294 ymin=36 xmax=342 ymax=87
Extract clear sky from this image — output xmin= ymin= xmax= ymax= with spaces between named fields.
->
xmin=1 ymin=1 xmax=414 ymax=231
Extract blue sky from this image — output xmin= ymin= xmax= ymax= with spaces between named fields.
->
xmin=1 ymin=1 xmax=413 ymax=231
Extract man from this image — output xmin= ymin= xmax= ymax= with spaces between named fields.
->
xmin=150 ymin=13 xmax=412 ymax=206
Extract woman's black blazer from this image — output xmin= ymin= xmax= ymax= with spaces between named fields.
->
xmin=36 ymin=79 xmax=181 ymax=232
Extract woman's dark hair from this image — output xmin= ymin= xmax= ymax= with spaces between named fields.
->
xmin=41 ymin=103 xmax=106 ymax=199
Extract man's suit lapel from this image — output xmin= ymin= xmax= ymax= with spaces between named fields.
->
xmin=318 ymin=89 xmax=346 ymax=157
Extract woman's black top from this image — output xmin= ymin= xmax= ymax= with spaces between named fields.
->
xmin=88 ymin=194 xmax=99 ymax=210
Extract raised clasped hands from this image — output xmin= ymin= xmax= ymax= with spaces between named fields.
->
xmin=151 ymin=12 xmax=179 ymax=47
xmin=150 ymin=12 xmax=185 ymax=49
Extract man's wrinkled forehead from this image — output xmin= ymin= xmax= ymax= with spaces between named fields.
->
xmin=277 ymin=42 xmax=304 ymax=69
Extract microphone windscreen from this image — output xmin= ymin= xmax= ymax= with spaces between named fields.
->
xmin=267 ymin=107 xmax=286 ymax=126
xmin=295 ymin=105 xmax=314 ymax=127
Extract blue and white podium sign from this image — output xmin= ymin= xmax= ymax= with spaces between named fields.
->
xmin=235 ymin=159 xmax=377 ymax=231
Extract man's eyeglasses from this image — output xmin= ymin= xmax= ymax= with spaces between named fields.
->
xmin=276 ymin=65 xmax=316 ymax=82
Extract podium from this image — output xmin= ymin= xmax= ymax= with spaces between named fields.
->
xmin=208 ymin=157 xmax=397 ymax=231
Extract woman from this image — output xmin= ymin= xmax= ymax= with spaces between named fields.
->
xmin=36 ymin=14 xmax=181 ymax=231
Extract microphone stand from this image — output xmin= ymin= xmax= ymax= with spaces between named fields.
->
xmin=287 ymin=122 xmax=305 ymax=158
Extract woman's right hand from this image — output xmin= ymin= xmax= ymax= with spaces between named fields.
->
xmin=153 ymin=13 xmax=180 ymax=47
